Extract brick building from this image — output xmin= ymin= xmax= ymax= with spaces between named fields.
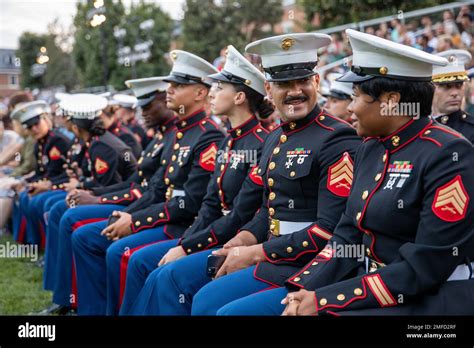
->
xmin=0 ymin=48 xmax=21 ymax=98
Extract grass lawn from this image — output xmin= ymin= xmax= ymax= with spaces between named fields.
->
xmin=0 ymin=234 xmax=52 ymax=315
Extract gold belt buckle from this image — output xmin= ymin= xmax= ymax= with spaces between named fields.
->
xmin=269 ymin=218 xmax=280 ymax=237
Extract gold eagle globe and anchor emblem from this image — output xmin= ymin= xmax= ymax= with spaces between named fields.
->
xmin=281 ymin=38 xmax=295 ymax=51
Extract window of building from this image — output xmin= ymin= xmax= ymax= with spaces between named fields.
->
xmin=9 ymin=75 xmax=18 ymax=86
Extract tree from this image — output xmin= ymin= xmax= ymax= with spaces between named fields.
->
xmin=17 ymin=32 xmax=48 ymax=89
xmin=181 ymin=0 xmax=230 ymax=62
xmin=181 ymin=0 xmax=283 ymax=63
xmin=43 ymin=19 xmax=79 ymax=91
xmin=224 ymin=0 xmax=284 ymax=45
xmin=113 ymin=0 xmax=172 ymax=83
xmin=72 ymin=0 xmax=172 ymax=90
xmin=16 ymin=26 xmax=77 ymax=91
xmin=72 ymin=0 xmax=126 ymax=89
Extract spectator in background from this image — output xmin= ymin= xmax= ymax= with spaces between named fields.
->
xmin=0 ymin=119 xmax=23 ymax=170
xmin=444 ymin=10 xmax=459 ymax=35
xmin=0 ymin=92 xmax=36 ymax=236
xmin=400 ymin=22 xmax=418 ymax=47
xmin=390 ymin=18 xmax=401 ymax=42
xmin=326 ymin=33 xmax=344 ymax=62
xmin=437 ymin=34 xmax=454 ymax=52
xmin=443 ymin=10 xmax=463 ymax=47
xmin=456 ymin=5 xmax=473 ymax=24
xmin=378 ymin=21 xmax=388 ymax=37
xmin=459 ymin=13 xmax=474 ymax=47
xmin=423 ymin=28 xmax=438 ymax=51
xmin=212 ymin=47 xmax=227 ymax=71
xmin=434 ymin=21 xmax=446 ymax=37
xmin=421 ymin=15 xmax=433 ymax=30
xmin=340 ymin=30 xmax=352 ymax=56
xmin=406 ymin=20 xmax=419 ymax=42
xmin=419 ymin=34 xmax=434 ymax=53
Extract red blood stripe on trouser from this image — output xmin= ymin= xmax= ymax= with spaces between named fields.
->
xmin=18 ymin=216 xmax=27 ymax=244
xmin=70 ymin=218 xmax=108 ymax=309
xmin=39 ymin=222 xmax=46 ymax=250
xmin=118 ymin=241 xmax=164 ymax=307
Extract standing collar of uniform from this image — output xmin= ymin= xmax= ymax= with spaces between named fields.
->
xmin=108 ymin=119 xmax=121 ymax=134
xmin=86 ymin=133 xmax=104 ymax=147
xmin=227 ymin=115 xmax=259 ymax=139
xmin=280 ymin=104 xmax=322 ymax=135
xmin=159 ymin=115 xmax=178 ymax=134
xmin=434 ymin=109 xmax=464 ymax=124
xmin=38 ymin=130 xmax=53 ymax=144
xmin=379 ymin=117 xmax=432 ymax=153
xmin=175 ymin=109 xmax=206 ymax=131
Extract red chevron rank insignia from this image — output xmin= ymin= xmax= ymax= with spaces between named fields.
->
xmin=249 ymin=165 xmax=263 ymax=186
xmin=94 ymin=157 xmax=109 ymax=175
xmin=199 ymin=143 xmax=218 ymax=172
xmin=432 ymin=175 xmax=469 ymax=222
xmin=327 ymin=152 xmax=353 ymax=197
xmin=49 ymin=146 xmax=61 ymax=160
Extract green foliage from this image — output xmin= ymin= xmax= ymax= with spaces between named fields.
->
xmin=17 ymin=32 xmax=48 ymax=89
xmin=72 ymin=0 xmax=126 ymax=89
xmin=181 ymin=0 xmax=283 ymax=62
xmin=114 ymin=0 xmax=173 ymax=82
xmin=42 ymin=29 xmax=79 ymax=90
xmin=72 ymin=0 xmax=172 ymax=90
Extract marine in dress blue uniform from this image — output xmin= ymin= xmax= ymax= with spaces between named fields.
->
xmin=119 ymin=45 xmax=271 ymax=315
xmin=151 ymin=33 xmax=362 ymax=315
xmin=42 ymin=78 xmax=175 ymax=301
xmin=432 ymin=49 xmax=474 ymax=143
xmin=217 ymin=29 xmax=474 ymax=316
xmin=70 ymin=50 xmax=224 ymax=315
xmin=10 ymin=101 xmax=71 ymax=246
xmin=41 ymin=94 xmax=137 ymax=314
xmin=112 ymin=93 xmax=152 ymax=149
xmin=42 ymin=132 xmax=90 ymax=291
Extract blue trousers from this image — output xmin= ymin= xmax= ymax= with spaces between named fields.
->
xmin=71 ymin=223 xmax=169 ymax=315
xmin=28 ymin=190 xmax=66 ymax=248
xmin=119 ymin=239 xmax=178 ymax=315
xmin=191 ymin=265 xmax=278 ymax=315
xmin=12 ymin=191 xmax=29 ymax=243
xmin=52 ymin=204 xmax=122 ymax=307
xmin=217 ymin=286 xmax=287 ymax=315
xmin=126 ymin=249 xmax=214 ymax=315
xmin=42 ymin=191 xmax=68 ymax=290
xmin=13 ymin=191 xmax=42 ymax=245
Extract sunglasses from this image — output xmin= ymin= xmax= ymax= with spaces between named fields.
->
xmin=23 ymin=116 xmax=42 ymax=130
